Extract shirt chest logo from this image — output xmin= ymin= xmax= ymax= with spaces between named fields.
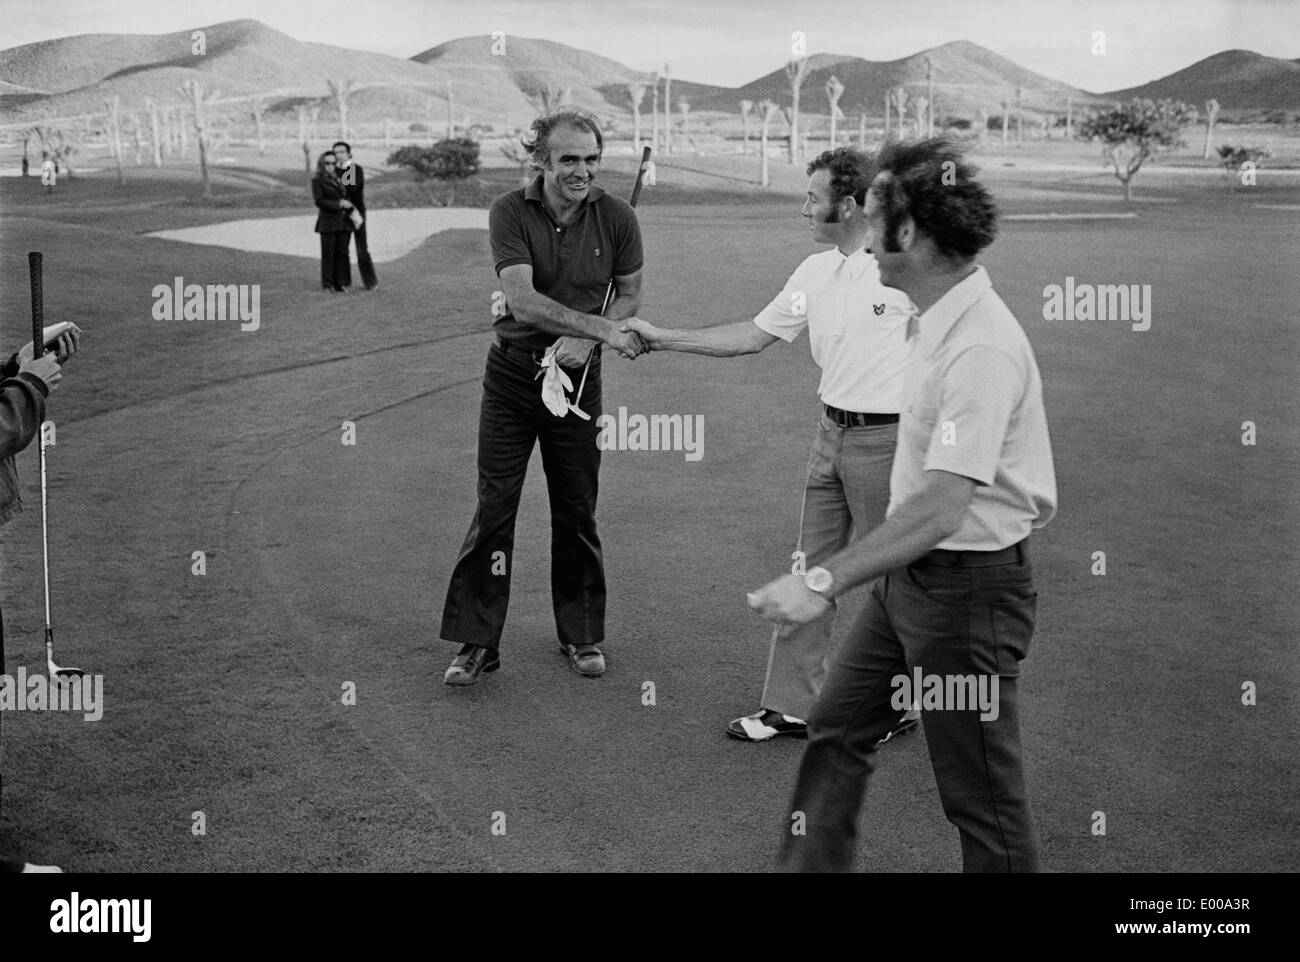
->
xmin=873 ymin=303 xmax=885 ymax=315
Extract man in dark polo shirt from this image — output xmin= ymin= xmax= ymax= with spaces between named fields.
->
xmin=439 ymin=109 xmax=647 ymax=686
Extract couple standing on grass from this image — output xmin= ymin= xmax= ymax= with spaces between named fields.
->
xmin=311 ymin=141 xmax=378 ymax=293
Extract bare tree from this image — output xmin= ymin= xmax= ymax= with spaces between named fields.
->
xmin=825 ymin=75 xmax=845 ymax=148
xmin=1066 ymin=95 xmax=1074 ymax=140
xmin=500 ymin=140 xmax=531 ymax=187
xmin=978 ymin=106 xmax=989 ymax=148
xmin=1001 ymin=96 xmax=1010 ymax=145
xmin=758 ymin=99 xmax=779 ymax=187
xmin=250 ymin=97 xmax=267 ymax=156
xmin=891 ymin=86 xmax=908 ymax=138
xmin=628 ymin=81 xmax=647 ymax=154
xmin=104 ymin=95 xmax=125 ymax=185
xmin=326 ymin=78 xmax=354 ymax=140
xmin=179 ymin=79 xmax=219 ymax=198
xmin=296 ymin=104 xmax=311 ymax=173
xmin=884 ymin=90 xmax=891 ymax=139
xmin=925 ymin=56 xmax=935 ymax=136
xmin=785 ymin=57 xmax=810 ymax=164
xmin=1203 ymin=98 xmax=1220 ymax=159
xmin=677 ymin=97 xmax=691 ymax=153
xmin=662 ymin=63 xmax=672 ymax=155
xmin=146 ymin=98 xmax=163 ymax=166
xmin=739 ymin=99 xmax=753 ymax=154
xmin=127 ymin=111 xmax=144 ymax=165
xmin=650 ymin=72 xmax=660 ymax=155
xmin=859 ymin=107 xmax=867 ymax=146
xmin=159 ymin=106 xmax=172 ymax=159
xmin=1015 ymin=86 xmax=1024 ymax=143
xmin=913 ymin=96 xmax=928 ymax=139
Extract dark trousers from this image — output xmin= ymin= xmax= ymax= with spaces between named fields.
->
xmin=319 ymin=230 xmax=352 ymax=290
xmin=350 ymin=216 xmax=378 ymax=288
xmin=440 ymin=341 xmax=605 ymax=651
xmin=778 ymin=544 xmax=1040 ymax=872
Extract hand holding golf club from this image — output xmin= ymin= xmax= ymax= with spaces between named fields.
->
xmin=17 ymin=327 xmax=81 ymax=367
xmin=18 ymin=354 xmax=62 ymax=390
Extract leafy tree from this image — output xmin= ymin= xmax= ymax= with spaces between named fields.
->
xmin=388 ymin=138 xmax=481 ymax=181
xmin=1077 ymin=98 xmax=1196 ymax=202
xmin=388 ymin=138 xmax=481 ymax=206
xmin=1217 ymin=144 xmax=1270 ymax=190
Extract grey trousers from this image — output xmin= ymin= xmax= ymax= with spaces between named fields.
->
xmin=760 ymin=415 xmax=896 ymax=720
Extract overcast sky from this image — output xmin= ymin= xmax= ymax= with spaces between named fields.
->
xmin=2 ymin=0 xmax=1297 ymax=92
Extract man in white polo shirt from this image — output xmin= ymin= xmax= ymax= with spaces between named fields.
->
xmin=749 ymin=138 xmax=1057 ymax=872
xmin=624 ymin=147 xmax=919 ymax=744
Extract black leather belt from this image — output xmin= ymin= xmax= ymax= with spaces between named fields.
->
xmin=920 ymin=540 xmax=1028 ymax=568
xmin=495 ymin=336 xmax=549 ymax=364
xmin=824 ymin=403 xmax=899 ymax=427
xmin=495 ymin=336 xmax=601 ymax=367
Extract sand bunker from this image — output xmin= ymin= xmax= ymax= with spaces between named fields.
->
xmin=146 ymin=208 xmax=489 ymax=263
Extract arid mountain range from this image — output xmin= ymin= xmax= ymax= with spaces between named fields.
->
xmin=0 ymin=19 xmax=1295 ymax=131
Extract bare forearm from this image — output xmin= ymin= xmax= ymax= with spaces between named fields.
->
xmin=822 ymin=491 xmax=962 ymax=595
xmin=655 ymin=320 xmax=769 ymax=357
xmin=516 ymin=294 xmax=618 ymax=343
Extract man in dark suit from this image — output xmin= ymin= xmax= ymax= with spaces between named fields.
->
xmin=334 ymin=141 xmax=378 ymax=290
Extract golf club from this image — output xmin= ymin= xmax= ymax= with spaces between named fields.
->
xmin=567 ymin=144 xmax=653 ymax=419
xmin=28 ymin=251 xmax=82 ymax=681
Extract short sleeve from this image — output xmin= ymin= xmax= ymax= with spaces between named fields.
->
xmin=923 ymin=346 xmax=1021 ymax=486
xmin=490 ymin=194 xmax=531 ymax=274
xmin=612 ymin=202 xmax=643 ymax=276
xmin=752 ymin=262 xmax=811 ymax=343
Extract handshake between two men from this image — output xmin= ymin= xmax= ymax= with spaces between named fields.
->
xmin=543 ymin=317 xmax=691 ymax=368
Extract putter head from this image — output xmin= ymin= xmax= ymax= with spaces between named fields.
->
xmin=567 ymin=403 xmax=592 ymax=421
xmin=47 ymin=656 xmax=84 ymax=680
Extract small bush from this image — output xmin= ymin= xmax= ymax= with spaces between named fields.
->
xmin=387 ymin=138 xmax=481 ymax=180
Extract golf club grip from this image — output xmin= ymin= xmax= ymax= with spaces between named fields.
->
xmin=597 ymin=147 xmax=653 ymax=317
xmin=28 ymin=251 xmax=44 ymax=359
xmin=629 ymin=146 xmax=652 ymax=210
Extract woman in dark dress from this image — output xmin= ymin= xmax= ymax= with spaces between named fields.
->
xmin=312 ymin=151 xmax=355 ymax=292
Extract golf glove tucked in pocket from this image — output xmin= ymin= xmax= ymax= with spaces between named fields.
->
xmin=536 ymin=349 xmax=575 ymax=417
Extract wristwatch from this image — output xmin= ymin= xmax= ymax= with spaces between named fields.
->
xmin=804 ymin=566 xmax=834 ymax=599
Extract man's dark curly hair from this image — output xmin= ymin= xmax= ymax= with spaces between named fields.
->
xmin=869 ymin=138 xmax=998 ymax=261
xmin=523 ymin=109 xmax=604 ymax=170
xmin=806 ymin=146 xmax=874 ymax=206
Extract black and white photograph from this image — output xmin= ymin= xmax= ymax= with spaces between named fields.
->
xmin=0 ymin=0 xmax=1294 ymax=933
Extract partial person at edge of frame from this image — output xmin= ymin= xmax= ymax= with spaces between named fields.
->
xmin=0 ymin=326 xmax=80 ymax=874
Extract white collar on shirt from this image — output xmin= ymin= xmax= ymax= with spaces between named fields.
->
xmin=911 ymin=265 xmax=991 ymax=351
xmin=831 ymin=244 xmax=872 ymax=279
